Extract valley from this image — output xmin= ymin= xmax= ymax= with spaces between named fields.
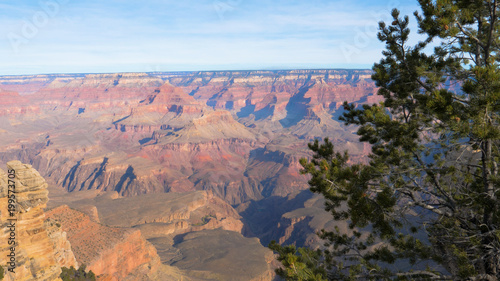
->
xmin=0 ymin=69 xmax=380 ymax=280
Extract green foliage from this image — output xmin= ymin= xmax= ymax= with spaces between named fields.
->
xmin=268 ymin=241 xmax=327 ymax=281
xmin=60 ymin=265 xmax=96 ymax=281
xmin=0 ymin=266 xmax=4 ymax=280
xmin=193 ymin=214 xmax=217 ymax=226
xmin=270 ymin=1 xmax=500 ymax=280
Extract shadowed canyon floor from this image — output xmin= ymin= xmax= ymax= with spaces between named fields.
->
xmin=0 ymin=70 xmax=382 ymax=280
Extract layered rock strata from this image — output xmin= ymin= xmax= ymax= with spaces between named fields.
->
xmin=0 ymin=70 xmax=378 ymax=205
xmin=46 ymin=205 xmax=166 ymax=281
xmin=46 ymin=189 xmax=276 ymax=280
xmin=0 ymin=161 xmax=77 ymax=281
xmin=47 ymin=190 xmax=245 ymax=238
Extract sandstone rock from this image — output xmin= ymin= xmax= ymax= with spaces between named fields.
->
xmin=0 ymin=161 xmax=75 ymax=281
xmin=46 ymin=205 xmax=166 ymax=281
xmin=45 ymin=218 xmax=79 ymax=269
xmin=0 ymin=161 xmax=189 ymax=281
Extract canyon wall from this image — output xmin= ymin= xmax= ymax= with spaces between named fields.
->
xmin=45 ymin=189 xmax=276 ymax=280
xmin=0 ymin=161 xmax=192 ymax=281
xmin=46 ymin=205 xmax=165 ymax=281
xmin=0 ymin=70 xmax=385 ymax=280
xmin=0 ymin=70 xmax=378 ymax=205
xmin=0 ymin=161 xmax=77 ymax=281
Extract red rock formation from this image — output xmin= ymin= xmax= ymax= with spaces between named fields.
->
xmin=0 ymin=90 xmax=41 ymax=116
xmin=0 ymin=161 xmax=77 ymax=281
xmin=46 ymin=205 xmax=162 ymax=281
xmin=0 ymin=70 xmax=379 ymax=205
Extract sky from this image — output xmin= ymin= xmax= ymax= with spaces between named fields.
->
xmin=0 ymin=0 xmax=421 ymax=75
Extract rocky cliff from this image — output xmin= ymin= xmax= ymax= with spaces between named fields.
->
xmin=46 ymin=205 xmax=191 ymax=281
xmin=238 ymin=189 xmax=342 ymax=248
xmin=45 ymin=188 xmax=276 ymax=280
xmin=47 ymin=189 xmax=245 ymax=236
xmin=0 ymin=161 xmax=195 ymax=281
xmin=0 ymin=161 xmax=77 ymax=281
xmin=0 ymin=69 xmax=378 ymax=205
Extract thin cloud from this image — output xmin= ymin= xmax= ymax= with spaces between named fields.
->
xmin=0 ymin=0 xmax=419 ymax=75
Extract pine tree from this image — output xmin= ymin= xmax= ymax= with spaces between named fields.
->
xmin=270 ymin=1 xmax=500 ymax=280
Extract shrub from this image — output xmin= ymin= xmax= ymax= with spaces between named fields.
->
xmin=60 ymin=265 xmax=96 ymax=281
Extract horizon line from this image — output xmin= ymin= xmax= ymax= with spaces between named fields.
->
xmin=0 ymin=67 xmax=375 ymax=78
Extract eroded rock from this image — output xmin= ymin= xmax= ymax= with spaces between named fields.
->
xmin=0 ymin=161 xmax=77 ymax=281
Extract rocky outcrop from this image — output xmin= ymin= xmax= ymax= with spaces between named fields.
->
xmin=45 ymin=189 xmax=274 ymax=280
xmin=0 ymin=161 xmax=188 ymax=281
xmin=0 ymin=161 xmax=77 ymax=281
xmin=47 ymin=190 xmax=245 ymax=238
xmin=45 ymin=218 xmax=79 ymax=269
xmin=46 ymin=205 xmax=164 ymax=281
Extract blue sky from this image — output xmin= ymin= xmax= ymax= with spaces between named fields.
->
xmin=1 ymin=0 xmax=420 ymax=75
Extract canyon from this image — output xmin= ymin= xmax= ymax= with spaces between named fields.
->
xmin=0 ymin=70 xmax=377 ymax=202
xmin=0 ymin=161 xmax=275 ymax=280
xmin=0 ymin=69 xmax=380 ymax=280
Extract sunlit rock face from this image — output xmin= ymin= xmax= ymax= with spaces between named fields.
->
xmin=46 ymin=205 xmax=163 ymax=281
xmin=0 ymin=160 xmax=185 ymax=281
xmin=0 ymin=161 xmax=77 ymax=281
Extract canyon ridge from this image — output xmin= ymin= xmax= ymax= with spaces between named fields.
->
xmin=0 ymin=69 xmax=381 ymax=280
